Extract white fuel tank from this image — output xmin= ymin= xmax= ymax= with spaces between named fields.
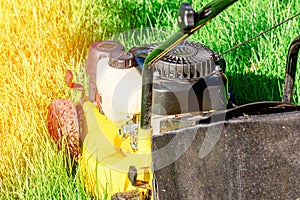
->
xmin=96 ymin=50 xmax=142 ymax=124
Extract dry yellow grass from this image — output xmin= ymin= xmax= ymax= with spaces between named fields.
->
xmin=0 ymin=0 xmax=96 ymax=198
xmin=1 ymin=0 xmax=83 ymax=133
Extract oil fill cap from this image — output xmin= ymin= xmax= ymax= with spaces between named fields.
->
xmin=109 ymin=51 xmax=137 ymax=69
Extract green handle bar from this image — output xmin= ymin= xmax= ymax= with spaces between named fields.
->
xmin=140 ymin=0 xmax=238 ymax=129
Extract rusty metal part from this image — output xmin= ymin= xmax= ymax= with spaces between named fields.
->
xmin=65 ymin=70 xmax=86 ymax=104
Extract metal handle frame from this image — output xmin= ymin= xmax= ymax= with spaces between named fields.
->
xmin=282 ymin=35 xmax=300 ymax=103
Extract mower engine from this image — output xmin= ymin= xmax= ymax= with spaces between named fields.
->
xmin=86 ymin=40 xmax=227 ymax=137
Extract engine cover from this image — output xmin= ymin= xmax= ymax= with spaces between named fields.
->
xmin=86 ymin=40 xmax=227 ymax=125
xmin=131 ymin=41 xmax=227 ymax=116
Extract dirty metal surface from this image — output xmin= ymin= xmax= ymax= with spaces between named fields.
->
xmin=152 ymin=111 xmax=300 ymax=200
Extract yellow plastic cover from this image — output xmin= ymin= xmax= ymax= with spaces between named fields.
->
xmin=80 ymin=101 xmax=152 ymax=197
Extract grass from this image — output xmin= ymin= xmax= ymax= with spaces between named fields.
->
xmin=0 ymin=0 xmax=95 ymax=199
xmin=1 ymin=0 xmax=300 ymax=199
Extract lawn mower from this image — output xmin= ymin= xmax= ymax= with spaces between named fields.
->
xmin=47 ymin=0 xmax=300 ymax=199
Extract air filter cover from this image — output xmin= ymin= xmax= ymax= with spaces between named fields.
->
xmin=131 ymin=41 xmax=217 ymax=80
xmin=155 ymin=41 xmax=217 ymax=80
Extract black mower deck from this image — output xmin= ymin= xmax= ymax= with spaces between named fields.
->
xmin=153 ymin=110 xmax=300 ymax=199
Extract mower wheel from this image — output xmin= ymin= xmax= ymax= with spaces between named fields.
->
xmin=48 ymin=99 xmax=81 ymax=161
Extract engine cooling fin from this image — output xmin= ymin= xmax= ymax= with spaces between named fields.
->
xmin=130 ymin=41 xmax=217 ymax=81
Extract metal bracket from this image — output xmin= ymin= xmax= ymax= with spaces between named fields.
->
xmin=178 ymin=2 xmax=196 ymax=33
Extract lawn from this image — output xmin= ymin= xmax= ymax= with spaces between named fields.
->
xmin=1 ymin=0 xmax=299 ymax=199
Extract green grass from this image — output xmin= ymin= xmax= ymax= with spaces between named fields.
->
xmin=95 ymin=0 xmax=300 ymax=105
xmin=1 ymin=0 xmax=300 ymax=199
